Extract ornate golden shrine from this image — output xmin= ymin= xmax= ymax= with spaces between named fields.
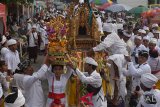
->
xmin=67 ymin=3 xmax=101 ymax=51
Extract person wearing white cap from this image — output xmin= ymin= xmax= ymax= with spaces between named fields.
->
xmin=27 ymin=18 xmax=32 ymax=32
xmin=138 ymin=29 xmax=146 ymax=38
xmin=152 ymin=23 xmax=159 ymax=31
xmin=0 ymin=36 xmax=9 ymax=60
xmin=152 ymin=30 xmax=160 ymax=48
xmin=5 ymin=78 xmax=25 ymax=107
xmin=4 ymin=39 xmax=20 ymax=74
xmin=122 ymin=30 xmax=133 ymax=52
xmin=13 ymin=55 xmax=54 ymax=107
xmin=124 ymin=50 xmax=151 ymax=92
xmin=143 ymin=36 xmax=150 ymax=52
xmin=39 ymin=21 xmax=47 ymax=53
xmin=137 ymin=73 xmax=160 ymax=107
xmin=26 ymin=25 xmax=38 ymax=63
xmin=89 ymin=23 xmax=128 ymax=56
xmin=131 ymin=36 xmax=147 ymax=64
xmin=149 ymin=38 xmax=160 ymax=54
xmin=148 ymin=49 xmax=160 ymax=78
xmin=69 ymin=57 xmax=105 ymax=107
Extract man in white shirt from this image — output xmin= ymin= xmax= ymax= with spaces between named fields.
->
xmin=137 ymin=73 xmax=160 ymax=107
xmin=27 ymin=25 xmax=38 ymax=63
xmin=131 ymin=36 xmax=147 ymax=64
xmin=69 ymin=57 xmax=106 ymax=107
xmin=124 ymin=50 xmax=151 ymax=92
xmin=5 ymin=39 xmax=20 ymax=74
xmin=13 ymin=55 xmax=53 ymax=107
xmin=88 ymin=23 xmax=128 ymax=56
xmin=149 ymin=38 xmax=160 ymax=54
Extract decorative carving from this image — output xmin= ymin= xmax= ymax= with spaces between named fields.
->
xmin=67 ymin=3 xmax=100 ymax=51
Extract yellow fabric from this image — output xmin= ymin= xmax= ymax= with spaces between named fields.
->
xmin=0 ymin=98 xmax=4 ymax=107
xmin=156 ymin=80 xmax=160 ymax=89
xmin=67 ymin=77 xmax=77 ymax=106
xmin=102 ymin=79 xmax=107 ymax=95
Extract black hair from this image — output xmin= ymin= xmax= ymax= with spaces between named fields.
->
xmin=52 ymin=65 xmax=64 ymax=69
xmin=138 ymin=50 xmax=149 ymax=59
xmin=149 ymin=49 xmax=158 ymax=58
xmin=118 ymin=29 xmax=123 ymax=36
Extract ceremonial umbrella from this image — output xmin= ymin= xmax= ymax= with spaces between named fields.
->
xmin=105 ymin=4 xmax=132 ymax=12
xmin=128 ymin=5 xmax=149 ymax=16
xmin=97 ymin=2 xmax=113 ymax=11
xmin=91 ymin=0 xmax=112 ymax=5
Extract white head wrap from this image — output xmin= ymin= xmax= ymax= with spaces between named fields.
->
xmin=152 ymin=23 xmax=159 ymax=28
xmin=140 ymin=73 xmax=158 ymax=88
xmin=150 ymin=38 xmax=157 ymax=44
xmin=123 ymin=30 xmax=131 ymax=38
xmin=32 ymin=25 xmax=37 ymax=29
xmin=138 ymin=29 xmax=146 ymax=34
xmin=135 ymin=36 xmax=142 ymax=40
xmin=143 ymin=36 xmax=150 ymax=41
xmin=143 ymin=26 xmax=149 ymax=31
xmin=84 ymin=57 xmax=98 ymax=66
xmin=7 ymin=39 xmax=17 ymax=46
xmin=5 ymin=90 xmax=25 ymax=107
xmin=103 ymin=23 xmax=113 ymax=32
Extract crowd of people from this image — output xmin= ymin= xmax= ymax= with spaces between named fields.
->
xmin=0 ymin=1 xmax=160 ymax=107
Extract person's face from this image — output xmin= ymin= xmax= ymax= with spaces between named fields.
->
xmin=25 ymin=66 xmax=34 ymax=75
xmin=9 ymin=44 xmax=17 ymax=52
xmin=143 ymin=39 xmax=149 ymax=47
xmin=128 ymin=28 xmax=133 ymax=34
xmin=140 ymin=83 xmax=145 ymax=91
xmin=53 ymin=66 xmax=63 ymax=78
xmin=138 ymin=56 xmax=146 ymax=64
xmin=153 ymin=33 xmax=159 ymax=39
xmin=84 ymin=63 xmax=91 ymax=73
xmin=123 ymin=36 xmax=130 ymax=42
xmin=134 ymin=38 xmax=142 ymax=46
xmin=32 ymin=28 xmax=36 ymax=32
xmin=149 ymin=43 xmax=156 ymax=50
xmin=0 ymin=64 xmax=8 ymax=72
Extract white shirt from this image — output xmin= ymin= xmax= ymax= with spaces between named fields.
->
xmin=14 ymin=64 xmax=48 ymax=107
xmin=148 ymin=57 xmax=160 ymax=79
xmin=75 ymin=69 xmax=104 ymax=107
xmin=5 ymin=50 xmax=20 ymax=73
xmin=137 ymin=89 xmax=160 ymax=107
xmin=93 ymin=32 xmax=128 ymax=55
xmin=1 ymin=47 xmax=9 ymax=60
xmin=28 ymin=32 xmax=38 ymax=47
xmin=27 ymin=23 xmax=32 ymax=31
xmin=124 ymin=62 xmax=151 ymax=92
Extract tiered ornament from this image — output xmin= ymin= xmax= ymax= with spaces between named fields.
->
xmin=47 ymin=16 xmax=69 ymax=65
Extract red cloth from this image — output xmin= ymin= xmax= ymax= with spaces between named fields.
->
xmin=152 ymin=70 xmax=160 ymax=74
xmin=48 ymin=92 xmax=65 ymax=106
xmin=80 ymin=92 xmax=94 ymax=106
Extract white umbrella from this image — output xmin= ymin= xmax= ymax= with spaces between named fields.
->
xmin=105 ymin=4 xmax=132 ymax=12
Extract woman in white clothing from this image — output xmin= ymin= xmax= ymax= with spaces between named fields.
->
xmin=45 ymin=64 xmax=73 ymax=107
